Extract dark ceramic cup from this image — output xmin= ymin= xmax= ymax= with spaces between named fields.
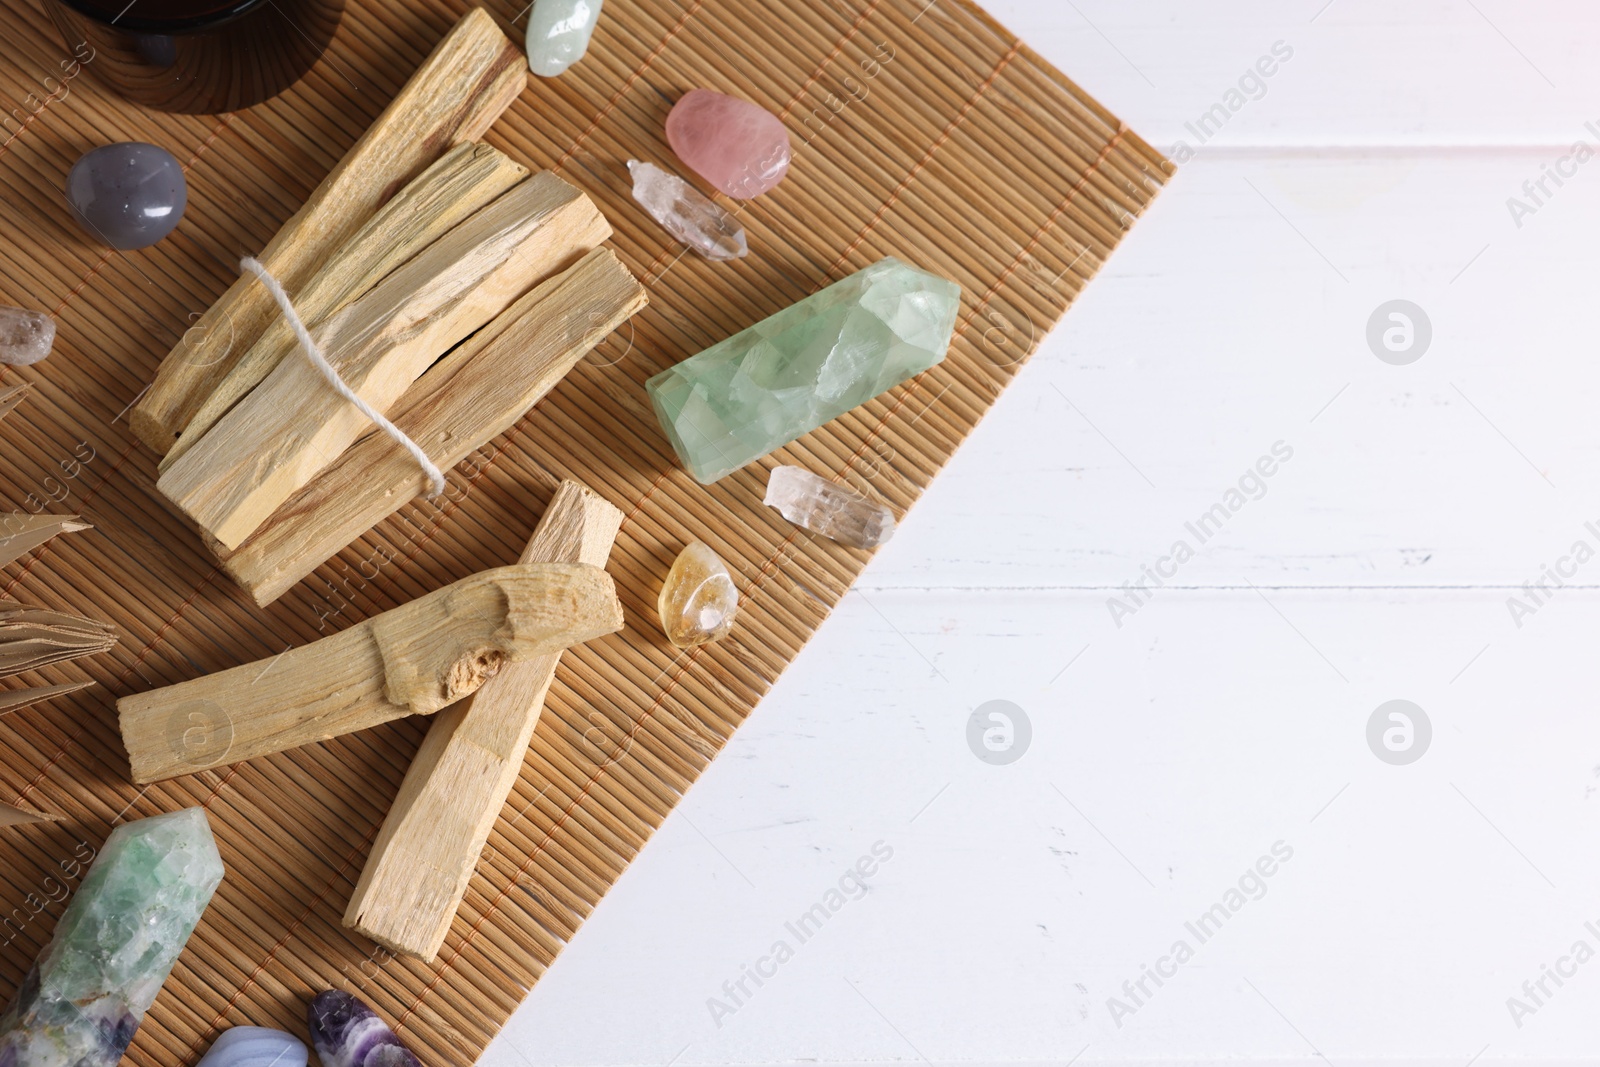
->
xmin=44 ymin=0 xmax=344 ymax=113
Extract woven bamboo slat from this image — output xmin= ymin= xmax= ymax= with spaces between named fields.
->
xmin=0 ymin=0 xmax=1170 ymax=1064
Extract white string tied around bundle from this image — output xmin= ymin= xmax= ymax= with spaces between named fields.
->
xmin=239 ymin=256 xmax=447 ymax=498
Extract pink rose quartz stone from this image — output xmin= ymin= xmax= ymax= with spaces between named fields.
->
xmin=665 ymin=88 xmax=792 ymax=199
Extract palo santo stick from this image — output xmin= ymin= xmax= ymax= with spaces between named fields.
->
xmin=346 ymin=479 xmax=622 ymax=960
xmin=161 ymin=143 xmax=529 ymax=473
xmin=117 ymin=563 xmax=623 ymax=783
xmin=221 ymin=246 xmax=645 ymax=606
xmin=0 ymin=803 xmax=56 ymax=828
xmin=160 ymin=174 xmax=608 ymax=551
xmin=0 ymin=680 xmax=94 ymax=715
xmin=0 ymin=601 xmax=116 ymax=677
xmin=131 ymin=7 xmax=526 ymax=454
xmin=0 ymin=514 xmax=89 ymax=568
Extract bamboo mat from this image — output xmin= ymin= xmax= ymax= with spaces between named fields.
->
xmin=0 ymin=0 xmax=1170 ymax=1063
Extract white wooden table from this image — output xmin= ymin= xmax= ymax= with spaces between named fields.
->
xmin=486 ymin=2 xmax=1600 ymax=1062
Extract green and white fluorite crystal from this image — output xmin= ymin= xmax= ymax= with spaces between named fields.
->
xmin=0 ymin=807 xmax=224 ymax=1067
xmin=647 ymin=257 xmax=961 ymax=484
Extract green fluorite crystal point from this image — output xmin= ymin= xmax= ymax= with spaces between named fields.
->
xmin=647 ymin=257 xmax=961 ymax=484
xmin=0 ymin=808 xmax=224 ymax=1067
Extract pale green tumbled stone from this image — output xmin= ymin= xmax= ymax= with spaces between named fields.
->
xmin=0 ymin=808 xmax=224 ymax=1067
xmin=647 ymin=257 xmax=961 ymax=484
xmin=525 ymin=0 xmax=603 ymax=77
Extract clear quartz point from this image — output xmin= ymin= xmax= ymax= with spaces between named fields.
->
xmin=764 ymin=466 xmax=895 ymax=549
xmin=628 ymin=160 xmax=748 ymax=262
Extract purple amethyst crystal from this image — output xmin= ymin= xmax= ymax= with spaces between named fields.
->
xmin=307 ymin=991 xmax=421 ymax=1067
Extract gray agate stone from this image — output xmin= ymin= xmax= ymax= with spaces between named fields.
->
xmin=65 ymin=142 xmax=187 ymax=250
xmin=308 ymin=991 xmax=421 ymax=1067
xmin=196 ymin=1027 xmax=308 ymax=1067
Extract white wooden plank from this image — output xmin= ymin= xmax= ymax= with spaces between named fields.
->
xmin=485 ymin=589 xmax=1600 ymax=1064
xmin=868 ymin=150 xmax=1600 ymax=591
xmin=975 ymin=0 xmax=1598 ymax=147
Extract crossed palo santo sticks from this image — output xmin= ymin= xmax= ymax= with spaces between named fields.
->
xmin=347 ymin=480 xmax=623 ymax=960
xmin=118 ymin=480 xmax=624 ymax=961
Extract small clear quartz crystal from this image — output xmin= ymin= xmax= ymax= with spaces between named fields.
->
xmin=628 ymin=160 xmax=747 ymax=262
xmin=0 ymin=306 xmax=54 ymax=366
xmin=657 ymin=541 xmax=738 ymax=648
xmin=765 ymin=466 xmax=895 ymax=549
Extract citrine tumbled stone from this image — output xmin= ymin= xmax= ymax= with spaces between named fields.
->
xmin=657 ymin=541 xmax=738 ymax=648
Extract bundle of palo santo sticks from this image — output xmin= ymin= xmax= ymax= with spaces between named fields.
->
xmin=132 ymin=9 xmax=646 ymax=606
